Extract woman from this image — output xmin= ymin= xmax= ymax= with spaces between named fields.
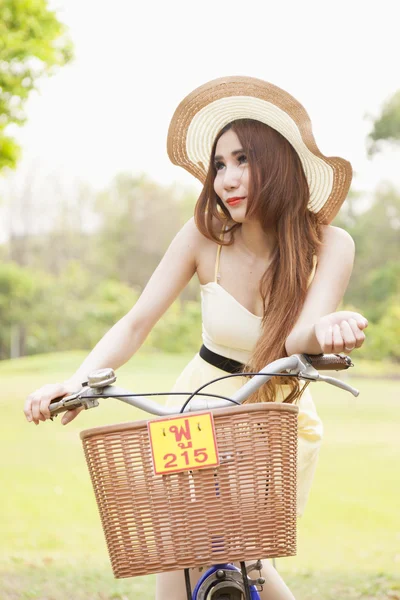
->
xmin=24 ymin=76 xmax=367 ymax=599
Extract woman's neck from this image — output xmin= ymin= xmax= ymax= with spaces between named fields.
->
xmin=237 ymin=221 xmax=276 ymax=259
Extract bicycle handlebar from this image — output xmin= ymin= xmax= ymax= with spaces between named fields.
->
xmin=48 ymin=353 xmax=358 ymax=418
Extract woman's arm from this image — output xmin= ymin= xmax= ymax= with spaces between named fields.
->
xmin=285 ymin=226 xmax=368 ymax=356
xmin=24 ymin=218 xmax=201 ymax=424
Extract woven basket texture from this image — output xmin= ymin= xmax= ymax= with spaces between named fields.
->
xmin=81 ymin=403 xmax=298 ymax=578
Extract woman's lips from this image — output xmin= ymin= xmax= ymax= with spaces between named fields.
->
xmin=226 ymin=197 xmax=245 ymax=206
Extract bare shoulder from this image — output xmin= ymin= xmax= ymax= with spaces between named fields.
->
xmin=178 ymin=216 xmax=224 ymax=283
xmin=174 ymin=217 xmax=219 ymax=270
xmin=176 ymin=217 xmax=215 ymax=251
xmin=176 ymin=217 xmax=201 ymax=246
xmin=320 ymin=225 xmax=355 ymax=262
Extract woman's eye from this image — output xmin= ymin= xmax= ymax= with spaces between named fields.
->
xmin=238 ymin=154 xmax=247 ymax=165
xmin=214 ymin=161 xmax=225 ymax=171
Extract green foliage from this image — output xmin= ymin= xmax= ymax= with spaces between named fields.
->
xmin=356 ymin=298 xmax=400 ymax=362
xmin=77 ymin=278 xmax=140 ymax=349
xmin=0 ymin=261 xmax=41 ymax=358
xmin=363 ymin=262 xmax=400 ymax=321
xmin=0 ymin=259 xmax=202 ymax=358
xmin=94 ymin=173 xmax=189 ymax=288
xmin=23 ymin=261 xmax=140 ymax=354
xmin=335 ymin=185 xmax=400 ymax=327
xmin=0 ymin=0 xmax=73 ymax=171
xmin=0 ymin=172 xmax=203 ymax=359
xmin=146 ymin=300 xmax=201 ymax=353
xmin=0 ymin=261 xmax=36 ymax=323
xmin=367 ymin=89 xmax=400 ymax=156
xmin=379 ymin=301 xmax=400 ymax=361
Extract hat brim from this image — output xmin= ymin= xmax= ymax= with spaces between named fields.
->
xmin=167 ymin=76 xmax=352 ymax=224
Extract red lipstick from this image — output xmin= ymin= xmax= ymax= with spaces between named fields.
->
xmin=226 ymin=197 xmax=245 ymax=206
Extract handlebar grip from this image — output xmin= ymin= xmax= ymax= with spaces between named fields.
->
xmin=304 ymin=353 xmax=353 ymax=371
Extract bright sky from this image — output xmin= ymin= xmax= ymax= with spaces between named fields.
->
xmin=7 ymin=0 xmax=400 ymax=200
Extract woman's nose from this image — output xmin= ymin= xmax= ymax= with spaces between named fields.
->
xmin=223 ymin=165 xmax=241 ymax=189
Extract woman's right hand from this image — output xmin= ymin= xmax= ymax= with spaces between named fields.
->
xmin=24 ymin=381 xmax=83 ymax=426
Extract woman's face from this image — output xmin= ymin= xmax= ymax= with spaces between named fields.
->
xmin=213 ymin=129 xmax=249 ymax=222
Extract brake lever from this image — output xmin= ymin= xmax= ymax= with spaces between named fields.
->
xmin=49 ymin=391 xmax=100 ymax=417
xmin=49 ymin=369 xmax=117 ymax=418
xmin=317 ymin=374 xmax=359 ymax=397
xmin=295 ymin=357 xmax=359 ymax=397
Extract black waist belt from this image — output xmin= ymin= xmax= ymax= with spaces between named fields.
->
xmin=199 ymin=344 xmax=244 ymax=374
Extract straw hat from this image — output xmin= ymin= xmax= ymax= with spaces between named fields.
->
xmin=167 ymin=76 xmax=352 ymax=223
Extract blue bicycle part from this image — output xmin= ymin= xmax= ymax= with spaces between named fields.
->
xmin=192 ymin=563 xmax=260 ymax=599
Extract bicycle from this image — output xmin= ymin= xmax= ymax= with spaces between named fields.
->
xmin=49 ymin=352 xmax=357 ymax=600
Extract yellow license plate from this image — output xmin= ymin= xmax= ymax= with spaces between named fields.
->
xmin=148 ymin=412 xmax=219 ymax=475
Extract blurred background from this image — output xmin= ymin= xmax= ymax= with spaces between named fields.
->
xmin=0 ymin=1 xmax=399 ymax=599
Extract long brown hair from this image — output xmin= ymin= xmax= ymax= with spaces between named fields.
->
xmin=194 ymin=119 xmax=323 ymax=403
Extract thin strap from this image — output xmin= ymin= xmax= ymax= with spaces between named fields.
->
xmin=307 ymin=255 xmax=318 ymax=288
xmin=214 ymin=227 xmax=225 ymax=283
xmin=214 ymin=245 xmax=222 ymax=283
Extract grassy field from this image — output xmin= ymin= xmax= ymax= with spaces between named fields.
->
xmin=1 ymin=351 xmax=399 ymax=599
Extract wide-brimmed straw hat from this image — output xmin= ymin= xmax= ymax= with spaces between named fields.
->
xmin=167 ymin=76 xmax=352 ymax=223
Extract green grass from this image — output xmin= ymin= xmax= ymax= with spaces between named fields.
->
xmin=1 ymin=351 xmax=399 ymax=599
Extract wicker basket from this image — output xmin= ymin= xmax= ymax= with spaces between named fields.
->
xmin=80 ymin=403 xmax=298 ymax=578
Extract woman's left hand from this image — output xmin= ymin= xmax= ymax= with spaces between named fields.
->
xmin=315 ymin=311 xmax=368 ymax=354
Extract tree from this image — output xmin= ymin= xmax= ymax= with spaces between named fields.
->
xmin=335 ymin=185 xmax=400 ymax=322
xmin=0 ymin=0 xmax=73 ymax=172
xmin=94 ymin=173 xmax=197 ymax=293
xmin=0 ymin=262 xmax=37 ymax=358
xmin=367 ymin=89 xmax=400 ymax=156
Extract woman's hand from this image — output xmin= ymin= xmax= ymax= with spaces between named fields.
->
xmin=24 ymin=381 xmax=84 ymax=426
xmin=315 ymin=311 xmax=368 ymax=354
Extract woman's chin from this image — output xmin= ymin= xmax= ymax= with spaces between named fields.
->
xmin=228 ymin=208 xmax=247 ymax=223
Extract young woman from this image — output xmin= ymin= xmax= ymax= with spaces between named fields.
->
xmin=24 ymin=76 xmax=367 ymax=599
